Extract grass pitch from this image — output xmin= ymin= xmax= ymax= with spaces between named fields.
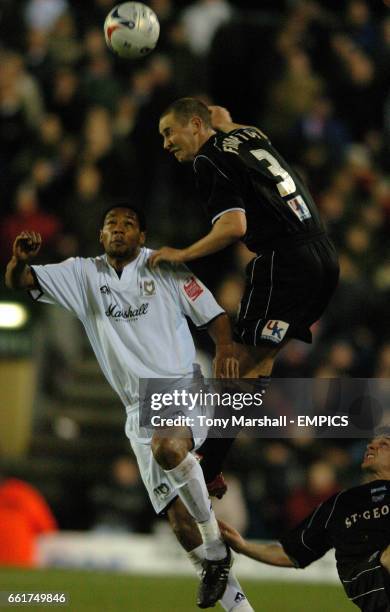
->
xmin=0 ymin=568 xmax=355 ymax=611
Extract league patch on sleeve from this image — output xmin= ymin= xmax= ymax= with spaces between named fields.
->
xmin=183 ymin=276 xmax=204 ymax=301
xmin=261 ymin=320 xmax=289 ymax=343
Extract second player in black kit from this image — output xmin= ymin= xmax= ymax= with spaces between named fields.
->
xmin=281 ymin=480 xmax=390 ymax=611
xmin=193 ymin=123 xmax=339 ymax=345
xmin=220 ymin=429 xmax=390 ymax=612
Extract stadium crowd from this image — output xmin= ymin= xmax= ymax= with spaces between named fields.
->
xmin=1 ymin=0 xmax=389 ymax=539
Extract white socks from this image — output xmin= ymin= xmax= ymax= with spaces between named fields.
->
xmin=198 ymin=509 xmax=226 ymax=560
xmin=164 ymin=453 xmax=226 ymax=559
xmin=187 ymin=544 xmax=254 ymax=612
xmin=164 ymin=452 xmax=210 ymax=522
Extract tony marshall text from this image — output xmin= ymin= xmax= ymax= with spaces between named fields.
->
xmin=150 ymin=415 xmax=350 ymax=428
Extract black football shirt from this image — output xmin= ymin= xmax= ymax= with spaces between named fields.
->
xmin=280 ymin=480 xmax=390 ymax=577
xmin=194 ymin=128 xmax=325 ymax=253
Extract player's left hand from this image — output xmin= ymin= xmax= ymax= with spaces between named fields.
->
xmin=218 ymin=520 xmax=247 ymax=553
xmin=213 ymin=344 xmax=239 ymax=378
xmin=148 ymin=247 xmax=187 ymax=268
xmin=208 ymin=105 xmax=233 ymax=130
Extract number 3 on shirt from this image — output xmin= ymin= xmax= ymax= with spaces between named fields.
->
xmin=250 ymin=149 xmax=296 ymax=197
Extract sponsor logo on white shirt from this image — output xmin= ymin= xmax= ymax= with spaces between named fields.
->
xmin=183 ymin=276 xmax=204 ymax=301
xmin=105 ymin=303 xmax=149 ymax=321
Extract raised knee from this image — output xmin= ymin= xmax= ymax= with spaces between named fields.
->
xmin=380 ymin=546 xmax=390 ymax=572
xmin=151 ymin=437 xmax=186 ymax=469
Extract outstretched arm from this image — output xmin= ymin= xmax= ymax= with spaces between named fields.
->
xmin=149 ymin=211 xmax=246 ymax=267
xmin=219 ymin=520 xmax=294 ymax=567
xmin=5 ymin=231 xmax=42 ymax=290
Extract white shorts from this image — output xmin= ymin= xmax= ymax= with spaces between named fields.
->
xmin=129 ymin=433 xmax=206 ymax=515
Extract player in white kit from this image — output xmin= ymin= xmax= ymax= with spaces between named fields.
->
xmin=5 ymin=205 xmax=253 ymax=611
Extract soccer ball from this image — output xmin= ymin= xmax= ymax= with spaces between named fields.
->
xmin=104 ymin=2 xmax=160 ymax=59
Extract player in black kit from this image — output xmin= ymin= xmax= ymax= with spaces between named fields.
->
xmin=220 ymin=428 xmax=390 ymax=612
xmin=151 ymin=98 xmax=339 ymax=494
xmin=153 ymin=98 xmax=338 ymax=362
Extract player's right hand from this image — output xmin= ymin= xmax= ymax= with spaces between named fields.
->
xmin=13 ymin=231 xmax=42 ymax=262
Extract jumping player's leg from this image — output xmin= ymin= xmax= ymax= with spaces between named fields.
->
xmin=132 ymin=431 xmax=232 ymax=607
xmin=199 ymin=341 xmax=287 ymax=487
xmin=202 ymin=240 xmax=338 ymax=492
xmin=234 ymin=338 xmax=289 ymax=378
xmin=167 ymin=498 xmax=254 ymax=611
xmin=151 ymin=427 xmax=226 ymax=561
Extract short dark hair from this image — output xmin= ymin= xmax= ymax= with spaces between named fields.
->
xmin=160 ymin=97 xmax=212 ymax=128
xmin=372 ymin=424 xmax=390 ymax=439
xmin=101 ymin=204 xmax=146 ymax=232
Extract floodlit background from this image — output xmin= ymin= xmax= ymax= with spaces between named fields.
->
xmin=0 ymin=0 xmax=389 ymax=610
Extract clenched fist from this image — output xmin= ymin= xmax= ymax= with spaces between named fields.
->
xmin=13 ymin=231 xmax=42 ymax=262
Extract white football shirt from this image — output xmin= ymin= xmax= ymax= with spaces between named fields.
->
xmin=30 ymin=248 xmax=224 ymax=418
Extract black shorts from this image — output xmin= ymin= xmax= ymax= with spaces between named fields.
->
xmin=234 ymin=236 xmax=339 ymax=346
xmin=341 ymin=550 xmax=390 ymax=612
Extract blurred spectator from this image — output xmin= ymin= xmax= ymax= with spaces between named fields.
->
xmin=113 ymin=95 xmax=137 ymax=140
xmin=25 ymin=28 xmax=53 ymax=90
xmin=326 ymin=340 xmax=357 ymax=376
xmin=25 ymin=0 xmax=68 ymax=33
xmin=259 ymin=442 xmax=299 ymax=537
xmin=0 ymin=50 xmax=43 ymax=134
xmin=264 ymin=47 xmax=325 ymax=146
xmin=376 ymin=16 xmax=390 ymax=95
xmin=375 ymin=343 xmax=390 ymax=378
xmin=80 ymin=105 xmax=130 ymax=198
xmin=87 ymin=456 xmax=152 ymax=533
xmin=35 ymin=113 xmax=63 ymax=157
xmin=214 ymin=473 xmax=249 ymax=534
xmin=321 ymin=445 xmax=356 ymax=487
xmin=181 ymin=0 xmax=233 ymax=57
xmin=344 ymin=0 xmax=376 ymax=55
xmin=285 ymin=460 xmax=340 ymax=527
xmin=0 ymin=470 xmax=57 ymax=567
xmin=1 ymin=184 xmax=62 ymax=264
xmin=165 ymin=21 xmax=206 ymax=94
xmin=64 ymin=163 xmax=106 ymax=256
xmin=48 ymin=11 xmax=82 ymax=67
xmin=46 ymin=67 xmax=86 ymax=134
xmin=81 ymin=39 xmax=121 ymax=111
xmin=291 ymin=95 xmax=350 ymax=188
xmin=329 ymin=34 xmax=379 ymax=138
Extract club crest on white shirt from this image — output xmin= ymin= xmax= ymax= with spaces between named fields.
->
xmin=100 ymin=284 xmax=111 ymax=295
xmin=140 ymin=279 xmax=156 ymax=296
